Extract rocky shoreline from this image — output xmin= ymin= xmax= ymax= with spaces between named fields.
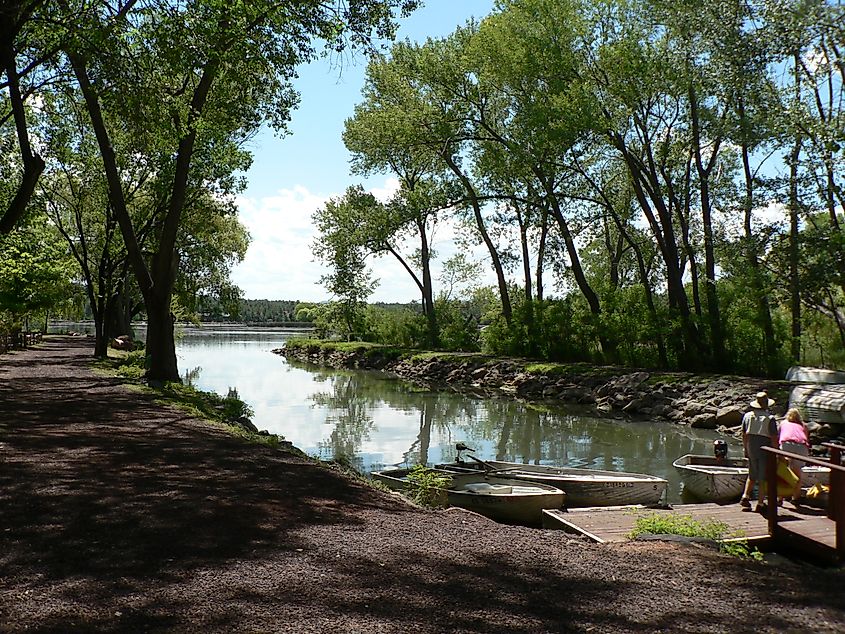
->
xmin=276 ymin=343 xmax=845 ymax=448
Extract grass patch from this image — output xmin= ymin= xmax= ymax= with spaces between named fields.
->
xmin=628 ymin=512 xmax=763 ymax=561
xmin=524 ymin=363 xmax=569 ymax=376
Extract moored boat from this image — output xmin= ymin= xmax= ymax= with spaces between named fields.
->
xmin=435 ymin=458 xmax=668 ymax=508
xmin=672 ymin=454 xmax=749 ymax=503
xmin=370 ymin=467 xmax=565 ymax=526
xmin=673 ymin=454 xmax=831 ymax=502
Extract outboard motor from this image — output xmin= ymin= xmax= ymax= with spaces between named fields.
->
xmin=455 ymin=442 xmax=475 ymax=463
xmin=713 ymin=439 xmax=728 ymax=460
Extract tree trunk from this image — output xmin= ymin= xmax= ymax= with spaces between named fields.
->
xmin=535 ymin=203 xmax=549 ymax=303
xmin=0 ymin=37 xmax=45 ymax=233
xmin=417 ymin=219 xmax=439 ymax=348
xmin=689 ymin=86 xmax=727 ymax=369
xmin=738 ymin=98 xmax=778 ymax=375
xmin=539 ymin=173 xmax=616 ymax=359
xmin=442 ymin=152 xmax=512 ymax=323
xmin=145 ymin=292 xmax=178 ymax=383
xmin=789 ymin=136 xmax=802 ymax=362
xmin=614 ymin=136 xmax=700 ymax=368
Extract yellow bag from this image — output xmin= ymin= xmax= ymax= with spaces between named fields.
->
xmin=776 ymin=459 xmax=800 ymax=496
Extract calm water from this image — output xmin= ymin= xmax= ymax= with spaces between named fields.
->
xmin=164 ymin=326 xmax=740 ymax=503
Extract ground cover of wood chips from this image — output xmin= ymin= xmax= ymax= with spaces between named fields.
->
xmin=1 ymin=336 xmax=844 ymax=633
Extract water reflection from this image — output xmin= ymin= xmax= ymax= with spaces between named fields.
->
xmin=162 ymin=326 xmax=739 ymax=502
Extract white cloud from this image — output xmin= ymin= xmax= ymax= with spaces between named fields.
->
xmin=232 ymin=180 xmax=501 ymax=302
xmin=231 ymin=186 xmax=331 ymax=301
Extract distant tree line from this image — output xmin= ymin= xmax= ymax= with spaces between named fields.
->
xmin=193 ymin=298 xmax=424 ymax=326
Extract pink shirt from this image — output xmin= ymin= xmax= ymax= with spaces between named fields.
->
xmin=779 ymin=420 xmax=809 ymax=447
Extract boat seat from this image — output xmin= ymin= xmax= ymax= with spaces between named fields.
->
xmin=463 ymin=483 xmax=513 ymax=494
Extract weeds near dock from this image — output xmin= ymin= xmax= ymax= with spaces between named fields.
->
xmin=629 ymin=513 xmax=763 ymax=561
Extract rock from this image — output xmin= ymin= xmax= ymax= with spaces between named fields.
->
xmin=233 ymin=416 xmax=259 ymax=433
xmin=596 ymin=398 xmax=613 ymax=414
xmin=682 ymin=401 xmax=710 ymax=417
xmin=622 ymin=398 xmax=643 ymax=413
xmin=110 ymin=335 xmax=134 ymax=351
xmin=715 ymin=406 xmax=743 ymax=428
xmin=690 ymin=413 xmax=718 ymax=429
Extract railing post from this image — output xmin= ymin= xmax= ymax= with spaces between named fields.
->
xmin=765 ymin=447 xmax=778 ymax=534
xmin=828 ymin=446 xmax=843 ymax=559
xmin=827 ymin=446 xmax=841 ymax=522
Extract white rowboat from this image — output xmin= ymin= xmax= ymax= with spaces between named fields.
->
xmin=672 ymin=454 xmax=749 ymax=502
xmin=371 ymin=468 xmax=565 ymax=526
xmin=673 ymin=454 xmax=831 ymax=503
xmin=435 ymin=459 xmax=668 ymax=508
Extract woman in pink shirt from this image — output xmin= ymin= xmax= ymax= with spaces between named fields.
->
xmin=779 ymin=408 xmax=810 ymax=505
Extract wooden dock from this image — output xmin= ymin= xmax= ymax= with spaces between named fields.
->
xmin=543 ymin=502 xmax=839 ymax=561
xmin=543 ymin=503 xmax=775 ymax=545
xmin=543 ymin=444 xmax=844 ymax=565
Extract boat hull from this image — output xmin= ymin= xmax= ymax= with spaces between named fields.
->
xmin=436 ymin=460 xmax=667 ymax=507
xmin=673 ymin=454 xmax=831 ymax=502
xmin=673 ymin=455 xmax=748 ymax=503
xmin=371 ymin=468 xmax=565 ymax=525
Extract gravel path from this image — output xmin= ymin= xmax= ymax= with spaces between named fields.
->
xmin=1 ymin=336 xmax=844 ymax=633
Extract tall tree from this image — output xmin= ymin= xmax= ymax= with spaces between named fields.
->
xmin=64 ymin=0 xmax=418 ymax=381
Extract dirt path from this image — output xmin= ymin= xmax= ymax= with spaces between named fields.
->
xmin=1 ymin=336 xmax=844 ymax=633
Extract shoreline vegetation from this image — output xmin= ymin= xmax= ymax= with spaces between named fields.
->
xmin=277 ymin=339 xmax=845 ymax=449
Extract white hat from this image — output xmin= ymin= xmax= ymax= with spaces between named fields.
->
xmin=750 ymin=391 xmax=774 ymax=409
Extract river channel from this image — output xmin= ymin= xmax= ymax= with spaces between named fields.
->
xmin=159 ymin=325 xmax=739 ymax=503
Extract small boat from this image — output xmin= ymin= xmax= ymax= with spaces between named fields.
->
xmin=673 ymin=454 xmax=749 ymax=502
xmin=673 ymin=454 xmax=832 ymax=503
xmin=435 ymin=459 xmax=668 ymax=508
xmin=786 ymin=365 xmax=845 ymax=384
xmin=370 ymin=468 xmax=565 ymax=526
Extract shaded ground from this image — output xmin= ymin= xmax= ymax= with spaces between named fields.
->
xmin=1 ymin=336 xmax=844 ymax=633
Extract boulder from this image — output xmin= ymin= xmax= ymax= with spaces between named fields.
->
xmin=110 ymin=335 xmax=134 ymax=351
xmin=232 ymin=416 xmax=259 ymax=433
xmin=690 ymin=413 xmax=718 ymax=429
xmin=715 ymin=406 xmax=743 ymax=428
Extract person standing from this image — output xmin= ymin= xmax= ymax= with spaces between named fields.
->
xmin=778 ymin=408 xmax=811 ymax=506
xmin=740 ymin=391 xmax=778 ymax=512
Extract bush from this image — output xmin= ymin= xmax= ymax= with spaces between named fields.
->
xmin=364 ymin=305 xmax=427 ymax=347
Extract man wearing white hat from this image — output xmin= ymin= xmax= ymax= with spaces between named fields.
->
xmin=739 ymin=391 xmax=778 ymax=512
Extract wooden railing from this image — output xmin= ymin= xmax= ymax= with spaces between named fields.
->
xmin=762 ymin=444 xmax=845 ymax=560
xmin=0 ymin=331 xmax=43 ymax=354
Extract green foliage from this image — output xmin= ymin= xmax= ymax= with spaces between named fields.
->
xmin=113 ymin=349 xmax=148 ymax=379
xmin=434 ymin=298 xmax=481 ymax=352
xmin=405 ymin=465 xmax=452 ymax=507
xmin=364 ymin=305 xmax=427 ymax=347
xmin=0 ymin=222 xmax=79 ymax=328
xmin=629 ymin=513 xmax=763 ymax=561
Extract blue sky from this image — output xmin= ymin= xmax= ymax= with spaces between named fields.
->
xmin=231 ymin=1 xmax=497 ymax=302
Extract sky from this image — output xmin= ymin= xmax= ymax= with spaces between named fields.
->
xmin=230 ymin=1 xmax=497 ymax=303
